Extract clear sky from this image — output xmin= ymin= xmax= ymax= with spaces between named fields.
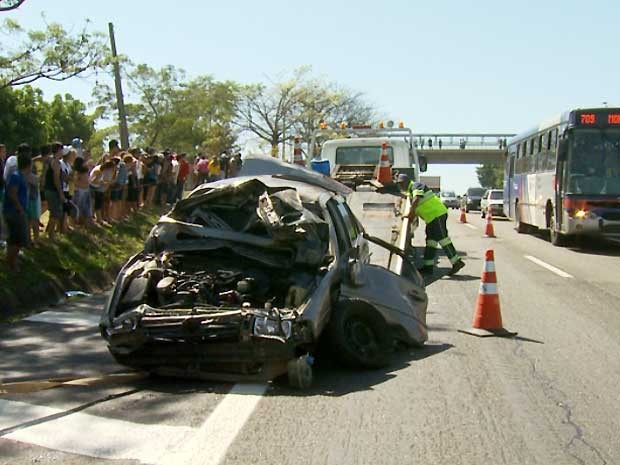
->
xmin=5 ymin=0 xmax=620 ymax=194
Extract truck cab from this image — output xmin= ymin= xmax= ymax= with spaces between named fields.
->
xmin=308 ymin=124 xmax=427 ymax=189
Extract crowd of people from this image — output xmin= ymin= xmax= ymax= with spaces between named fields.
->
xmin=0 ymin=139 xmax=243 ymax=272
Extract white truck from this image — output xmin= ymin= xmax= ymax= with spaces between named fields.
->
xmin=307 ymin=124 xmax=428 ymax=189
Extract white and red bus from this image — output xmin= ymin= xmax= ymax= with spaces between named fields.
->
xmin=504 ymin=107 xmax=620 ymax=245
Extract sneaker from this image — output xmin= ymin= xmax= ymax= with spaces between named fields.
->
xmin=450 ymin=260 xmax=465 ymax=275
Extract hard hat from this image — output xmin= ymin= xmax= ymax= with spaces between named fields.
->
xmin=397 ymin=173 xmax=409 ymax=183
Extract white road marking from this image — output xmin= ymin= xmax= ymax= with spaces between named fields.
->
xmin=524 ymin=255 xmax=574 ymax=278
xmin=0 ymin=383 xmax=267 ymax=465
xmin=160 ymin=383 xmax=268 ymax=465
xmin=23 ymin=311 xmax=100 ymax=327
xmin=1 ymin=399 xmax=195 ymax=463
xmin=464 ymin=223 xmax=477 ymax=230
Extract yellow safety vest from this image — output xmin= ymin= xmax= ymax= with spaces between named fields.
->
xmin=408 ymin=181 xmax=447 ymax=223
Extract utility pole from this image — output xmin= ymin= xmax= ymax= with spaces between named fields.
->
xmin=108 ymin=22 xmax=129 ymax=149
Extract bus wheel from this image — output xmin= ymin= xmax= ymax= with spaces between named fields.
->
xmin=548 ymin=210 xmax=567 ymax=246
xmin=515 ymin=204 xmax=527 ymax=233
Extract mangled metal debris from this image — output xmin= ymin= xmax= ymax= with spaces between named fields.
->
xmin=101 ymin=174 xmax=428 ymax=389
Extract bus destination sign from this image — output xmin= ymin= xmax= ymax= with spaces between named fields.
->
xmin=574 ymin=109 xmax=620 ymax=127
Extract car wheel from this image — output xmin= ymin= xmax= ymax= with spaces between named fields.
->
xmin=329 ymin=302 xmax=390 ymax=369
xmin=481 ymin=209 xmax=486 ymax=219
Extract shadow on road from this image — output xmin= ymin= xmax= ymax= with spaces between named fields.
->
xmin=524 ymin=229 xmax=620 ymax=256
xmin=98 ymin=342 xmax=454 ymax=400
xmin=272 ymin=342 xmax=454 ymax=397
xmin=513 ymin=335 xmax=545 ymax=344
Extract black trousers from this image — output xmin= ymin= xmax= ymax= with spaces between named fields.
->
xmin=423 ymin=214 xmax=460 ymax=267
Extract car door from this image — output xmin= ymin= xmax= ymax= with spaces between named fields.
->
xmin=326 ymin=198 xmax=370 ymax=263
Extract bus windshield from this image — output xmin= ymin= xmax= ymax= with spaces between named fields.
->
xmin=568 ymin=129 xmax=620 ymax=195
xmin=335 ymin=146 xmax=394 ymax=165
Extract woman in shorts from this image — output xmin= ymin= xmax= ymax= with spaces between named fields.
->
xmin=73 ymin=157 xmax=93 ymax=227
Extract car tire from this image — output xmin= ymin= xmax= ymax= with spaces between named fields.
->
xmin=481 ymin=209 xmax=486 ymax=219
xmin=329 ymin=301 xmax=390 ymax=369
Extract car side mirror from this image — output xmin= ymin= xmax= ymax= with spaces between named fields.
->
xmin=418 ymin=155 xmax=428 ymax=173
xmin=558 ymin=139 xmax=568 ymax=162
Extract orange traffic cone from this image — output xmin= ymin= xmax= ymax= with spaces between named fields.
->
xmin=484 ymin=208 xmax=495 ymax=237
xmin=459 ymin=206 xmax=467 ymax=223
xmin=376 ymin=142 xmax=392 ymax=184
xmin=292 ymin=136 xmax=304 ymax=166
xmin=458 ymin=249 xmax=517 ymax=338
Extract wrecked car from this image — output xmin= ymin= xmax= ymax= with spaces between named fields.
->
xmin=100 ymin=169 xmax=428 ymax=388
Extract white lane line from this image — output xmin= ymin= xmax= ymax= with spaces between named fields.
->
xmin=1 ymin=383 xmax=267 ymax=465
xmin=23 ymin=311 xmax=100 ymax=327
xmin=464 ymin=223 xmax=477 ymax=230
xmin=1 ymin=399 xmax=195 ymax=464
xmin=160 ymin=383 xmax=268 ymax=465
xmin=524 ymin=255 xmax=574 ymax=278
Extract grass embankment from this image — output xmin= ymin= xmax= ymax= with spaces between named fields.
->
xmin=0 ymin=208 xmax=163 ymax=318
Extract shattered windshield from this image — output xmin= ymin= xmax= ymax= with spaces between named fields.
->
xmin=569 ymin=129 xmax=620 ymax=195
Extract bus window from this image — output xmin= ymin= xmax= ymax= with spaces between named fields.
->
xmin=548 ymin=146 xmax=557 ymax=172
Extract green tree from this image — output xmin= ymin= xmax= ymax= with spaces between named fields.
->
xmin=476 ymin=162 xmax=504 ymax=189
xmin=0 ymin=18 xmax=108 ymax=89
xmin=0 ymin=85 xmax=50 ymax=149
xmin=48 ymin=93 xmax=95 ymax=144
xmin=95 ymin=64 xmax=239 ymax=153
xmin=0 ymin=85 xmax=95 ymax=151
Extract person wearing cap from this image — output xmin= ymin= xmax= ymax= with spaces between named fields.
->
xmin=3 ymin=153 xmax=32 ymax=271
xmin=398 ymin=174 xmax=465 ymax=276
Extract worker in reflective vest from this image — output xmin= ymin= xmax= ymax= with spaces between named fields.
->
xmin=398 ymin=174 xmax=465 ymax=275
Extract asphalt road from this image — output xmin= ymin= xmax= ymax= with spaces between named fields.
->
xmin=1 ymin=209 xmax=619 ymax=465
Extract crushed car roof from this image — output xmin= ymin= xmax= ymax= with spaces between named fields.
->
xmin=189 ymin=174 xmax=338 ymax=203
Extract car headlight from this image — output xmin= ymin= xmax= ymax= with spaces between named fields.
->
xmin=253 ymin=317 xmax=292 ymax=339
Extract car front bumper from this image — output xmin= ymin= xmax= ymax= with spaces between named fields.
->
xmin=101 ymin=306 xmax=309 ymax=381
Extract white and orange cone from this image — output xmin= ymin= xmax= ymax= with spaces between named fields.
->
xmin=376 ymin=142 xmax=392 ymax=184
xmin=484 ymin=208 xmax=495 ymax=237
xmin=459 ymin=206 xmax=467 ymax=223
xmin=458 ymin=249 xmax=516 ymax=338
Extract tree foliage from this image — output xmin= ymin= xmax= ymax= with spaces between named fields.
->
xmin=476 ymin=162 xmax=504 ymax=189
xmin=235 ymin=68 xmax=378 ymax=156
xmin=0 ymin=18 xmax=109 ymax=88
xmin=0 ymin=85 xmax=95 ymax=151
xmin=95 ymin=63 xmax=239 ymax=154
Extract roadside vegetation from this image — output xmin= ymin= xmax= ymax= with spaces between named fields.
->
xmin=0 ymin=208 xmax=161 ymax=316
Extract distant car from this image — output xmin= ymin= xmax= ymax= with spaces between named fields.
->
xmin=481 ymin=189 xmax=505 ymax=218
xmin=100 ymin=157 xmax=428 ymax=389
xmin=439 ymin=191 xmax=459 ymax=209
xmin=464 ymin=187 xmax=485 ymax=212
